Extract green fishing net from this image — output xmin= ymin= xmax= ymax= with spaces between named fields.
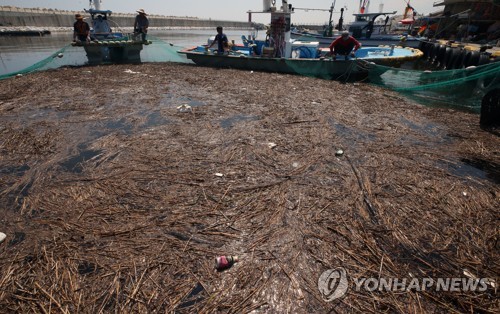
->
xmin=367 ymin=62 xmax=500 ymax=111
xmin=2 ymin=37 xmax=498 ymax=112
xmin=0 ymin=37 xmax=190 ymax=80
xmin=283 ymin=58 xmax=366 ymax=81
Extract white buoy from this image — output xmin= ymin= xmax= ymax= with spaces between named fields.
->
xmin=0 ymin=232 xmax=6 ymax=244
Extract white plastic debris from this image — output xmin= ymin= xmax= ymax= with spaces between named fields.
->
xmin=292 ymin=162 xmax=299 ymax=168
xmin=177 ymin=104 xmax=192 ymax=113
xmin=463 ymin=269 xmax=495 ymax=288
xmin=124 ymin=69 xmax=140 ymax=74
xmin=465 ymin=66 xmax=477 ymax=71
xmin=250 ymin=71 xmax=254 ymax=73
xmin=0 ymin=232 xmax=6 ymax=244
xmin=15 ymin=74 xmax=23 ymax=77
xmin=483 ymin=278 xmax=496 ymax=289
xmin=462 ymin=191 xmax=468 ymax=197
xmin=214 ymin=173 xmax=224 ymax=177
xmin=335 ymin=149 xmax=344 ymax=157
xmin=463 ymin=269 xmax=477 ymax=279
xmin=57 ymin=53 xmax=64 ymax=58
xmin=312 ymin=101 xmax=319 ymax=105
xmin=267 ymin=142 xmax=277 ymax=149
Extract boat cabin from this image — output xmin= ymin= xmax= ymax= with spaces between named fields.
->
xmin=86 ymin=9 xmax=119 ymax=40
xmin=348 ymin=11 xmax=397 ymax=38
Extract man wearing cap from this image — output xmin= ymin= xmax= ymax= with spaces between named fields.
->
xmin=329 ymin=31 xmax=361 ymax=60
xmin=73 ymin=14 xmax=90 ymax=43
xmin=134 ymin=9 xmax=149 ymax=42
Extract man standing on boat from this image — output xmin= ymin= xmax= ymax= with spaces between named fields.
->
xmin=329 ymin=31 xmax=361 ymax=60
xmin=73 ymin=14 xmax=90 ymax=43
xmin=134 ymin=9 xmax=149 ymax=42
xmin=208 ymin=26 xmax=229 ymax=54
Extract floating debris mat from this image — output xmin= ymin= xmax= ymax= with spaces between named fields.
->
xmin=0 ymin=63 xmax=498 ymax=313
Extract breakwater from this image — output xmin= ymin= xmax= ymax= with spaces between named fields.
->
xmin=0 ymin=6 xmax=252 ymax=30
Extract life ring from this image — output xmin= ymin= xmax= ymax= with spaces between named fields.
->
xmin=464 ymin=50 xmax=480 ymax=67
xmin=480 ymin=88 xmax=500 ymax=128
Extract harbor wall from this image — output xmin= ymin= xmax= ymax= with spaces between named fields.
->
xmin=0 ymin=6 xmax=253 ymax=29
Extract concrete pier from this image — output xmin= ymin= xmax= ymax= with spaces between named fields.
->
xmin=0 ymin=6 xmax=253 ymax=30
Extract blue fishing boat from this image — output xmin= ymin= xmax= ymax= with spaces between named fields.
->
xmin=291 ymin=1 xmax=422 ymax=48
xmin=180 ymin=42 xmax=422 ymax=81
xmin=71 ymin=0 xmax=150 ymax=64
xmin=180 ymin=1 xmax=422 ymax=81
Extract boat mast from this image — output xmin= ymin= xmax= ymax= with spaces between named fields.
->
xmin=359 ymin=0 xmax=370 ymax=13
xmin=89 ymin=0 xmax=102 ymax=10
xmin=326 ymin=1 xmax=336 ymax=37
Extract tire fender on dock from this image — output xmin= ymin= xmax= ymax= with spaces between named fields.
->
xmin=419 ymin=41 xmax=431 ymax=59
xmin=435 ymin=44 xmax=447 ymax=67
xmin=444 ymin=47 xmax=458 ymax=69
xmin=454 ymin=49 xmax=467 ymax=69
xmin=464 ymin=50 xmax=480 ymax=67
xmin=480 ymin=89 xmax=500 ymax=128
xmin=477 ymin=53 xmax=490 ymax=66
xmin=428 ymin=43 xmax=440 ymax=63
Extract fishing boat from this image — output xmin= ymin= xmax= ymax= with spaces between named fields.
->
xmin=291 ymin=29 xmax=421 ymax=48
xmin=180 ymin=46 xmax=370 ymax=81
xmin=179 ymin=1 xmax=422 ymax=82
xmin=180 ymin=43 xmax=422 ymax=79
xmin=71 ymin=0 xmax=150 ymax=64
xmin=291 ymin=1 xmax=422 ymax=48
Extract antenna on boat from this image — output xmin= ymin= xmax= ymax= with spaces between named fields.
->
xmin=326 ymin=1 xmax=336 ymax=37
xmin=89 ymin=0 xmax=102 ymax=10
xmin=359 ymin=0 xmax=370 ymax=14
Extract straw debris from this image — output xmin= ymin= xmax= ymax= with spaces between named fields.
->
xmin=0 ymin=63 xmax=498 ymax=313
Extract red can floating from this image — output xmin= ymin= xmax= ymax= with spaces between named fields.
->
xmin=215 ymin=255 xmax=239 ymax=271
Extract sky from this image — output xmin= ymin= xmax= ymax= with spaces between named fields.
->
xmin=0 ymin=1 xmax=441 ymax=24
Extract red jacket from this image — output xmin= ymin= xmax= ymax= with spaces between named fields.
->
xmin=329 ymin=36 xmax=361 ymax=53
